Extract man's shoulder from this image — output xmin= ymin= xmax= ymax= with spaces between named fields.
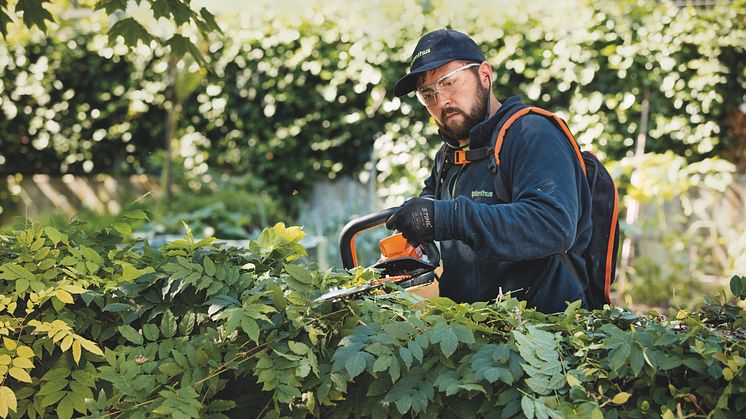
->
xmin=508 ymin=113 xmax=560 ymax=136
xmin=497 ymin=112 xmax=576 ymax=168
xmin=498 ymin=112 xmax=563 ymax=150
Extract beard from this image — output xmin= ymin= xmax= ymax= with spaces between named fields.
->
xmin=438 ymin=79 xmax=489 ymax=143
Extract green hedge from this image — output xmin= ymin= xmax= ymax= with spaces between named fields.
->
xmin=1 ymin=0 xmax=744 ymax=207
xmin=0 ymin=216 xmax=744 ymax=418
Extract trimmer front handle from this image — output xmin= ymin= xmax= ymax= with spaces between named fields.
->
xmin=338 ymin=207 xmax=439 ymax=269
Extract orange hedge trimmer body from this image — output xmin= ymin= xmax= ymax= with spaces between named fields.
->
xmin=313 ymin=208 xmax=440 ymax=303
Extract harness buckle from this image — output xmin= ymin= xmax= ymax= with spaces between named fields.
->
xmin=453 ymin=150 xmax=468 ymax=165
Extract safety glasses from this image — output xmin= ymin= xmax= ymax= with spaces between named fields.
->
xmin=415 ymin=63 xmax=480 ymax=107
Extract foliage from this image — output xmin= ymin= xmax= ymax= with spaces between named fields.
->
xmin=0 ymin=216 xmax=744 ymax=418
xmin=0 ymin=0 xmax=221 ymax=65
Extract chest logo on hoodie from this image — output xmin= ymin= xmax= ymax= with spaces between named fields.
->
xmin=471 ymin=190 xmax=494 ymax=199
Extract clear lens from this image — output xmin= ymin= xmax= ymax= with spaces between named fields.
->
xmin=416 ymin=90 xmax=437 ymax=106
xmin=414 ymin=63 xmax=480 ymax=107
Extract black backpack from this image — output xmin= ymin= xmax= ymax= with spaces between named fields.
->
xmin=434 ymin=106 xmax=620 ymax=309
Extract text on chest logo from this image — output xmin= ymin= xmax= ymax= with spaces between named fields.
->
xmin=471 ymin=190 xmax=494 ymax=198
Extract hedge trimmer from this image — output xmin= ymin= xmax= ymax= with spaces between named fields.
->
xmin=313 ymin=207 xmax=440 ymax=303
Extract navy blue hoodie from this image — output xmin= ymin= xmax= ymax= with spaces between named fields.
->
xmin=421 ymin=96 xmax=592 ymax=313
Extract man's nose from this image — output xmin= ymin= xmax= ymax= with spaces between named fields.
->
xmin=437 ymin=92 xmax=452 ymax=107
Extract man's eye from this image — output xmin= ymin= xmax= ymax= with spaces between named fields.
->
xmin=421 ymin=91 xmax=435 ymax=100
xmin=440 ymin=79 xmax=456 ymax=88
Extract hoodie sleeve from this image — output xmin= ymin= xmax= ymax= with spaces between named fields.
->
xmin=419 ymin=148 xmax=443 ymax=199
xmin=432 ymin=115 xmax=583 ymax=261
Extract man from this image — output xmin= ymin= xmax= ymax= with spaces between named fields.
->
xmin=385 ymin=29 xmax=593 ymax=313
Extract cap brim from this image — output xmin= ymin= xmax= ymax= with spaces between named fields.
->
xmin=393 ymin=58 xmax=455 ymax=97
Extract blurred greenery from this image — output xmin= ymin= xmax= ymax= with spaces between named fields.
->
xmin=610 ymin=153 xmax=744 ymax=308
xmin=0 ymin=0 xmax=744 ymax=309
xmin=2 ymin=0 xmax=743 ymax=199
xmin=136 ymin=173 xmax=286 ymax=240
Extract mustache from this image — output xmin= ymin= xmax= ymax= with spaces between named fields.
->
xmin=441 ymin=107 xmax=464 ymax=122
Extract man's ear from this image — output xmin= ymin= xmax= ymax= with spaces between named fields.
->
xmin=479 ymin=62 xmax=492 ymax=87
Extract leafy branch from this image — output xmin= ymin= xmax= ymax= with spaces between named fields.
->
xmin=0 ymin=0 xmax=222 ymax=65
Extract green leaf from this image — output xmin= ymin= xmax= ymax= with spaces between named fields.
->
xmin=103 ymin=303 xmax=132 ymax=313
xmin=122 ymin=209 xmax=149 ymax=221
xmin=521 ymin=395 xmax=535 ymax=419
xmin=432 ymin=325 xmax=458 ymax=357
xmin=284 ymin=264 xmax=313 ymax=284
xmin=288 ymin=341 xmax=309 ymax=355
xmin=198 ymin=7 xmax=222 ymax=33
xmin=179 ymin=312 xmax=196 ymax=335
xmin=408 ymin=340 xmax=423 ymax=363
xmin=95 ymin=0 xmax=127 ymax=14
xmin=731 ymin=275 xmax=745 ymax=299
xmin=165 ymin=34 xmax=206 ymax=67
xmin=40 ymin=390 xmax=66 ymax=408
xmin=220 ymin=308 xmax=241 ymax=335
xmin=71 ymin=370 xmax=96 ymax=388
xmin=143 ymin=324 xmax=160 ymax=342
xmin=109 ymin=18 xmax=154 ymax=47
xmin=16 ymin=0 xmax=54 ymax=31
xmin=241 ymin=317 xmax=260 ymax=343
xmin=208 ymin=399 xmax=236 ymax=412
xmin=566 ymin=373 xmax=582 ymax=387
xmin=42 ymin=368 xmax=71 ymax=382
xmin=79 ymin=246 xmax=102 ymax=264
xmin=345 ymin=352 xmax=368 ymax=378
xmin=153 ymin=388 xmax=202 ymax=417
xmin=609 ymin=341 xmax=631 ymax=370
xmin=451 ymin=324 xmax=475 ymax=345
xmin=158 ymin=362 xmax=183 ymax=376
xmin=117 ymin=262 xmax=155 ymax=282
xmin=373 ymin=355 xmax=392 ymax=373
xmin=165 ymin=0 xmax=194 ymax=25
xmin=67 ymin=390 xmax=87 ymax=415
xmin=118 ymin=325 xmax=144 ymax=345
xmin=160 ymin=310 xmax=177 ymax=338
xmin=203 ymin=256 xmax=216 ymax=276
xmin=113 ymin=222 xmax=132 ymax=236
xmin=2 ymin=263 xmax=35 ymax=283
xmin=56 ymin=393 xmax=73 ymax=419
xmin=399 ymin=347 xmax=413 ymax=369
xmin=29 ymin=238 xmax=44 ymax=251
xmin=151 ymin=0 xmax=170 ymax=19
xmin=68 ymin=382 xmax=93 ymax=400
xmin=15 ymin=278 xmax=30 ymax=293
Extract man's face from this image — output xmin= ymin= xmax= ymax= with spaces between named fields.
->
xmin=417 ymin=61 xmax=488 ymax=142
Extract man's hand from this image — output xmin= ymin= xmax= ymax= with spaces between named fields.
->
xmin=385 ymin=198 xmax=435 ymax=247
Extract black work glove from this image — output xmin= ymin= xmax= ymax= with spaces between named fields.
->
xmin=385 ymin=198 xmax=435 ymax=247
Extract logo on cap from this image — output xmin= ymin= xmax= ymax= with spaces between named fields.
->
xmin=411 ymin=48 xmax=431 ymax=63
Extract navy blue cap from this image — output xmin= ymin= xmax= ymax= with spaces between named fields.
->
xmin=394 ymin=29 xmax=486 ymax=97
